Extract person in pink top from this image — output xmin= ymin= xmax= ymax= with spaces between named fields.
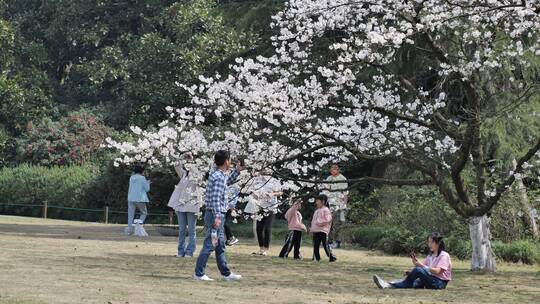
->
xmin=310 ymin=194 xmax=337 ymax=262
xmin=373 ymin=232 xmax=452 ymax=289
xmin=279 ymin=199 xmax=307 ymax=259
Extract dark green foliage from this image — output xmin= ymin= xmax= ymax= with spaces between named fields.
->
xmin=17 ymin=110 xmax=110 ymax=166
xmin=346 ymin=186 xmax=469 ymax=243
xmin=3 ymin=0 xmax=256 ymax=130
xmin=0 ymin=0 xmax=273 ymax=165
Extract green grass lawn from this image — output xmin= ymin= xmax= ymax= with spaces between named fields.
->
xmin=0 ymin=215 xmax=539 ymax=304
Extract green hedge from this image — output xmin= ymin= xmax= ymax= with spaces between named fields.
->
xmin=0 ymin=164 xmax=96 ymax=206
xmin=492 ymin=240 xmax=540 ymax=264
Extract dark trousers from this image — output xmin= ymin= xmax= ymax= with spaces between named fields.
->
xmin=224 ymin=210 xmax=233 ymax=240
xmin=279 ymin=230 xmax=302 ymax=258
xmin=313 ymin=232 xmax=335 ymax=261
xmin=392 ymin=266 xmax=448 ymax=289
xmin=256 ymin=214 xmax=274 ymax=248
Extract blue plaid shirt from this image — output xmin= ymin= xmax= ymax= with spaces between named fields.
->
xmin=205 ymin=169 xmax=240 ymax=215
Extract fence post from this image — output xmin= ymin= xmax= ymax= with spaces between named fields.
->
xmin=105 ymin=206 xmax=109 ymax=224
xmin=168 ymin=211 xmax=173 ymax=225
xmin=43 ymin=201 xmax=48 ymax=219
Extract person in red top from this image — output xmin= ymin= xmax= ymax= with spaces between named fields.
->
xmin=373 ymin=232 xmax=452 ymax=289
xmin=279 ymin=199 xmax=307 ymax=259
xmin=310 ymin=194 xmax=337 ymax=262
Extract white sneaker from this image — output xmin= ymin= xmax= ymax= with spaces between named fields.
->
xmin=222 ymin=273 xmax=242 ymax=281
xmin=194 ymin=274 xmax=214 ymax=281
xmin=123 ymin=226 xmax=133 ymax=236
xmin=373 ymin=275 xmax=392 ymax=289
xmin=134 ymin=222 xmax=148 ymax=237
xmin=228 ymin=236 xmax=239 ymax=246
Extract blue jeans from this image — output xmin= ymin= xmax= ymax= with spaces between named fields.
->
xmin=194 ymin=211 xmax=231 ymax=277
xmin=392 ymin=267 xmax=448 ymax=289
xmin=176 ymin=211 xmax=197 ymax=257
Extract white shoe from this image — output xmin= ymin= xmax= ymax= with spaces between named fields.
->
xmin=123 ymin=226 xmax=133 ymax=236
xmin=222 ymin=273 xmax=242 ymax=281
xmin=134 ymin=222 xmax=148 ymax=237
xmin=373 ymin=275 xmax=392 ymax=289
xmin=227 ymin=236 xmax=239 ymax=246
xmin=194 ymin=274 xmax=214 ymax=281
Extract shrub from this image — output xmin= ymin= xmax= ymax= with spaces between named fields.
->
xmin=445 ymin=236 xmax=472 ymax=260
xmin=347 ymin=226 xmax=386 ymax=248
xmin=344 ymin=225 xmax=428 ymax=255
xmin=0 ymin=164 xmax=95 ymax=206
xmin=492 ymin=240 xmax=540 ymax=265
xmin=17 ymin=110 xmax=110 ymax=166
xmin=0 ymin=164 xmax=97 ymax=219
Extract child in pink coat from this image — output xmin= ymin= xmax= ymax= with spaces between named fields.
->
xmin=310 ymin=194 xmax=336 ymax=262
xmin=279 ymin=199 xmax=307 ymax=259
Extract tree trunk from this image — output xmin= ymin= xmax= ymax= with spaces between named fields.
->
xmin=468 ymin=215 xmax=496 ymax=272
xmin=512 ymin=159 xmax=539 ymax=239
xmin=515 ymin=178 xmax=539 ymax=239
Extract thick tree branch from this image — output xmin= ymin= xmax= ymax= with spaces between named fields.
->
xmin=274 ymin=172 xmax=434 ymax=187
xmin=268 ymin=142 xmax=341 ymax=167
xmin=468 ymin=136 xmax=540 ymax=216
xmin=306 ymin=128 xmax=397 ymax=161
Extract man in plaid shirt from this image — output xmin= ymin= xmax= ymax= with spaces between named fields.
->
xmin=194 ymin=150 xmax=243 ymax=281
xmin=204 ymin=170 xmax=240 ymax=215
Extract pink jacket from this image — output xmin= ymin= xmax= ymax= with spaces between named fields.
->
xmin=285 ymin=203 xmax=307 ymax=232
xmin=310 ymin=206 xmax=332 ymax=234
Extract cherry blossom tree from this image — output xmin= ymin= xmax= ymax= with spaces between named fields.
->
xmin=105 ymin=0 xmax=540 ymax=272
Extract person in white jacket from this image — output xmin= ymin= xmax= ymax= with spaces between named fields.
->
xmin=248 ymin=172 xmax=283 ymax=256
xmin=168 ymin=154 xmax=203 ymax=258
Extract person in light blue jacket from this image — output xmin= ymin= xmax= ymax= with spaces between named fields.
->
xmin=125 ymin=165 xmax=151 ymax=235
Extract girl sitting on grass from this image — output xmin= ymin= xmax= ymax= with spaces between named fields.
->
xmin=373 ymin=232 xmax=452 ymax=289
